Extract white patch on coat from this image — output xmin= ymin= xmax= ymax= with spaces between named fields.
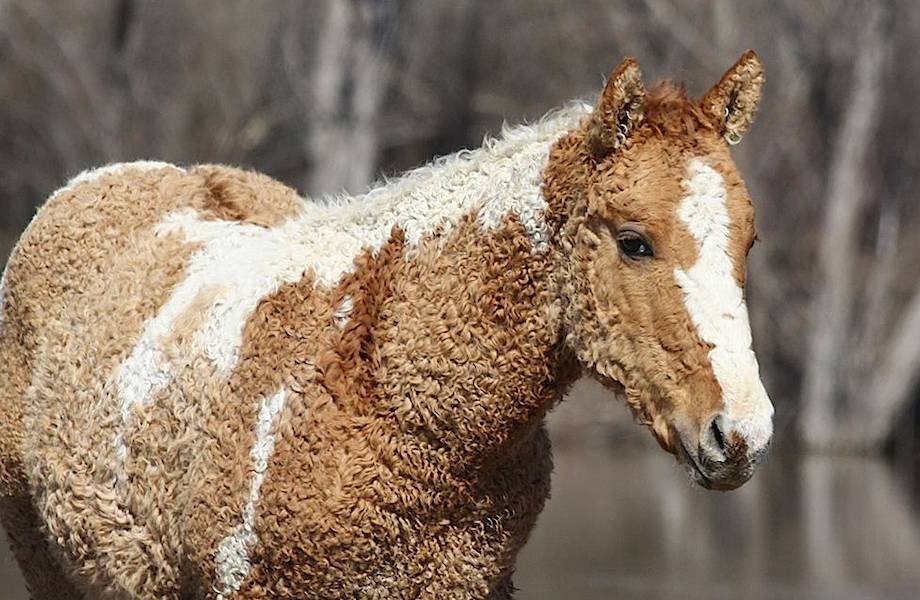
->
xmin=673 ymin=159 xmax=773 ymax=451
xmin=214 ymin=387 xmax=287 ymax=599
xmin=109 ymin=104 xmax=590 ymax=475
xmin=333 ymin=294 xmax=353 ymax=328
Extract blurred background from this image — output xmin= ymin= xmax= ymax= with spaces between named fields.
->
xmin=1 ymin=0 xmax=919 ymax=598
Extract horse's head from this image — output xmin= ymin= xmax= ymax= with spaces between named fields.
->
xmin=551 ymin=51 xmax=773 ymax=490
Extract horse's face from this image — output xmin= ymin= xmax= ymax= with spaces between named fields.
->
xmin=556 ymin=52 xmax=773 ymax=490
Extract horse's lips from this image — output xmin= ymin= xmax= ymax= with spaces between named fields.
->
xmin=676 ymin=438 xmax=713 ymax=489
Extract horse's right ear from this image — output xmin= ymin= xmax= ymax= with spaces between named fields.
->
xmin=586 ymin=58 xmax=646 ymax=158
xmin=701 ymin=50 xmax=764 ymax=145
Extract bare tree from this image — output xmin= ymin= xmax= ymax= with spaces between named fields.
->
xmin=284 ymin=0 xmax=394 ymax=196
xmin=799 ymin=5 xmax=890 ymax=449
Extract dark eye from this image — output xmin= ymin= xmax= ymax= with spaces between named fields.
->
xmin=617 ymin=230 xmax=654 ymax=259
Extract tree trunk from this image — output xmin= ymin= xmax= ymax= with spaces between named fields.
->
xmin=799 ymin=5 xmax=890 ymax=450
xmin=307 ymin=0 xmax=391 ymax=197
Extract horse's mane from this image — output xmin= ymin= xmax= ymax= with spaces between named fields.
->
xmin=310 ymin=86 xmax=712 ymax=210
xmin=643 ymin=82 xmax=717 ymax=139
xmin=314 ymin=102 xmax=591 ymax=208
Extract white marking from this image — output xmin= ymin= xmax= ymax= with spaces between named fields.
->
xmin=674 ymin=159 xmax=773 ymax=451
xmin=214 ymin=387 xmax=287 ymax=599
xmin=109 ymin=104 xmax=590 ymax=475
xmin=333 ymin=294 xmax=353 ymax=328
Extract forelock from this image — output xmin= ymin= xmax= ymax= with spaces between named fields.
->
xmin=643 ymin=83 xmax=717 ymax=139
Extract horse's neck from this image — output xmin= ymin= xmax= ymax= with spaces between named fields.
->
xmin=342 ymin=109 xmax=589 ymax=469
xmin=370 ymin=222 xmax=572 ymax=477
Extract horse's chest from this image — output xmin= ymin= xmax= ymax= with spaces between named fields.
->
xmin=227 ymin=423 xmax=553 ymax=598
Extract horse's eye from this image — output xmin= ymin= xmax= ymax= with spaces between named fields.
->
xmin=617 ymin=231 xmax=654 ymax=259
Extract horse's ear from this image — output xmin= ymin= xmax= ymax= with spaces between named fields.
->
xmin=586 ymin=57 xmax=646 ymax=158
xmin=701 ymin=49 xmax=765 ymax=145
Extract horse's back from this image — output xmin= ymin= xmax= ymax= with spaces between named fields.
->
xmin=5 ymin=162 xmax=304 ymax=331
xmin=0 ymin=161 xmax=305 ymax=596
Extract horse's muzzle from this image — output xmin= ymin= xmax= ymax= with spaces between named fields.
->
xmin=676 ymin=412 xmax=772 ymax=491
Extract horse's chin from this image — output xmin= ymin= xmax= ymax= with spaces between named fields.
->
xmin=676 ymin=438 xmax=715 ymax=489
xmin=591 ymin=373 xmax=647 ymax=430
xmin=589 ymin=369 xmax=627 ymax=400
xmin=589 ymin=371 xmax=685 ymax=461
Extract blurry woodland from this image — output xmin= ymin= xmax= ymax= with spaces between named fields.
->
xmin=3 ymin=2 xmax=920 ymax=598
xmin=1 ymin=0 xmax=919 ymax=456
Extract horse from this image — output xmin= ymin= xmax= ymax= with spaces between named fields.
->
xmin=0 ymin=51 xmax=773 ymax=599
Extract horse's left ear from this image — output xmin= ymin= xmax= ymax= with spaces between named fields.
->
xmin=701 ymin=49 xmax=765 ymax=145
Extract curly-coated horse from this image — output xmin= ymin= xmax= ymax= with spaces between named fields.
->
xmin=0 ymin=51 xmax=772 ymax=599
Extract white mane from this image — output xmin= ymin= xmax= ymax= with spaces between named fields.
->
xmin=300 ymin=102 xmax=591 ymax=250
xmin=320 ymin=102 xmax=590 ymax=207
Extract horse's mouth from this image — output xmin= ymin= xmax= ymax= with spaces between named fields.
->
xmin=594 ymin=373 xmax=708 ymax=480
xmin=676 ymin=439 xmax=713 ymax=489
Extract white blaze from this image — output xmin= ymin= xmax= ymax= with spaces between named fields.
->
xmin=674 ymin=159 xmax=773 ymax=451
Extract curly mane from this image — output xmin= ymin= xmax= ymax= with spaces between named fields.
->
xmin=644 ymin=82 xmax=716 ymax=138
